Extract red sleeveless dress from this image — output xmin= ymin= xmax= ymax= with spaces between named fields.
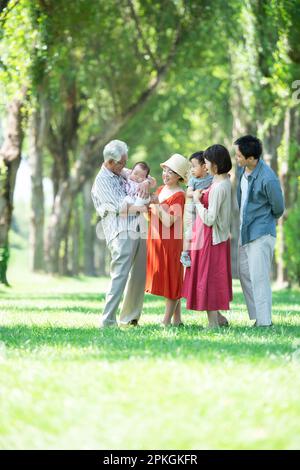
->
xmin=145 ymin=186 xmax=185 ymax=300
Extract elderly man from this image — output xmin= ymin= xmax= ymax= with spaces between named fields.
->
xmin=91 ymin=140 xmax=149 ymax=327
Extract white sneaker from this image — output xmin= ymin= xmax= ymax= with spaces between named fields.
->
xmin=180 ymin=251 xmax=191 ymax=268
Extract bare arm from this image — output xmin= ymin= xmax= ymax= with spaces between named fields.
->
xmin=137 ymin=175 xmax=157 ymax=197
xmin=150 ymin=199 xmax=183 ymax=229
xmin=186 ymin=187 xmax=194 ymax=199
xmin=137 ymin=180 xmax=151 ymax=198
xmin=119 ymin=201 xmax=148 ymax=217
xmin=120 ymin=168 xmax=131 ymax=179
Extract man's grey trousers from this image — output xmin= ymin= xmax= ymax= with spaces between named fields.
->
xmin=238 ymin=234 xmax=276 ymax=326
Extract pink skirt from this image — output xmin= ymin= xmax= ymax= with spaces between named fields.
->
xmin=182 ymin=214 xmax=232 ymax=311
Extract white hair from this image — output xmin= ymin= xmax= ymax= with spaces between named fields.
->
xmin=103 ymin=139 xmax=128 ymax=162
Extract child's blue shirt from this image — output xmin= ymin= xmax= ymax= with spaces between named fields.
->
xmin=188 ymin=174 xmax=214 ymax=191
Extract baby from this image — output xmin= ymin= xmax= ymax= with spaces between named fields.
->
xmin=122 ymin=162 xmax=156 ymax=206
xmin=180 ymin=151 xmax=214 ymax=267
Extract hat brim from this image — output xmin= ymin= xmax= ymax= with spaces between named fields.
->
xmin=160 ymin=163 xmax=187 ymax=182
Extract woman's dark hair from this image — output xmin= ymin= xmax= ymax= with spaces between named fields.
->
xmin=234 ymin=135 xmax=262 ymax=160
xmin=132 ymin=161 xmax=150 ymax=177
xmin=189 ymin=151 xmax=205 ymax=165
xmin=203 ymin=144 xmax=232 ymax=174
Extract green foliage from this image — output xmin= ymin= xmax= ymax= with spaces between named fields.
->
xmin=121 ymin=63 xmax=232 ymax=181
xmin=0 ymin=159 xmax=9 ymax=285
xmin=0 ymin=242 xmax=9 ymax=284
xmin=0 ymin=156 xmax=7 ymax=188
xmin=0 ymin=0 xmax=33 ymax=100
xmin=1 ymin=0 xmax=300 ymax=282
xmin=284 ymin=187 xmax=300 ymax=285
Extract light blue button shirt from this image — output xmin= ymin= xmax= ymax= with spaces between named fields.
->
xmin=237 ymin=158 xmax=285 ymax=246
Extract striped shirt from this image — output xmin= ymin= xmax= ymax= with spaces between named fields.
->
xmin=91 ymin=165 xmax=146 ymax=244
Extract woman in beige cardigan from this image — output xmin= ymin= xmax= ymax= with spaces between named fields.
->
xmin=182 ymin=144 xmax=233 ymax=328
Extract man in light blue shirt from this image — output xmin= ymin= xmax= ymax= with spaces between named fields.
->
xmin=235 ymin=135 xmax=285 ymax=327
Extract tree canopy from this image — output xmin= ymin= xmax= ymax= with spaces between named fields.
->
xmin=0 ymin=0 xmax=300 ymax=284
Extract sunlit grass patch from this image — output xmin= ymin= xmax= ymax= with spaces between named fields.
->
xmin=1 ymin=270 xmax=300 ymax=449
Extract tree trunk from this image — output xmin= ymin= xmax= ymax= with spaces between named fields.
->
xmin=71 ymin=199 xmax=80 ymax=276
xmin=83 ymin=180 xmax=96 ymax=276
xmin=261 ymin=120 xmax=285 ymax=280
xmin=230 ymin=86 xmax=251 ymax=279
xmin=276 ymin=109 xmax=290 ymax=286
xmin=60 ymin=219 xmax=70 ymax=276
xmin=94 ymin=237 xmax=108 ymax=277
xmin=262 ymin=121 xmax=284 ymax=173
xmin=0 ymin=92 xmax=25 ymax=285
xmin=28 ymin=107 xmax=46 ymax=271
xmin=288 ymin=108 xmax=299 ymax=207
xmin=45 ymin=181 xmax=73 ymax=273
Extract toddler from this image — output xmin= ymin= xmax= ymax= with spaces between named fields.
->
xmin=180 ymin=151 xmax=213 ymax=267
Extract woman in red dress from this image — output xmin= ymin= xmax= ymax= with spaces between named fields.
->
xmin=182 ymin=144 xmax=233 ymax=328
xmin=146 ymin=154 xmax=189 ymax=326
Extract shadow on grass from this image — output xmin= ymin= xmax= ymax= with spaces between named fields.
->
xmin=1 ymin=323 xmax=299 ymax=362
xmin=1 ymin=290 xmax=299 ymax=317
xmin=0 ymin=292 xmax=163 ymax=305
xmin=0 ymin=305 xmax=104 ymax=314
xmin=1 ymin=289 xmax=299 ymax=304
xmin=0 ymin=293 xmax=107 ymax=302
xmin=272 ymin=290 xmax=300 ymax=306
xmin=228 ymin=291 xmax=300 ymax=308
xmin=0 ymin=294 xmax=165 ymax=315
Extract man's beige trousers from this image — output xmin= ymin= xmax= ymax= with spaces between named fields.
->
xmin=102 ymin=231 xmax=147 ymax=326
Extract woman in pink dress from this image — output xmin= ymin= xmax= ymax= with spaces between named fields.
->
xmin=182 ymin=144 xmax=233 ymax=328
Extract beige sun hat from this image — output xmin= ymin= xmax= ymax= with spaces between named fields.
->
xmin=160 ymin=153 xmax=190 ymax=182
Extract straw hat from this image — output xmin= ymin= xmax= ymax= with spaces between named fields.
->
xmin=160 ymin=153 xmax=190 ymax=182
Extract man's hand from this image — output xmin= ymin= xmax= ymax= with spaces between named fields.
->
xmin=148 ymin=176 xmax=157 ymax=189
xmin=150 ymin=194 xmax=159 ymax=204
xmin=128 ymin=204 xmax=148 ymax=215
xmin=137 ymin=180 xmax=151 ymax=198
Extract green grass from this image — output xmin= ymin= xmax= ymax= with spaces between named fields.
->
xmin=0 ymin=249 xmax=300 ymax=449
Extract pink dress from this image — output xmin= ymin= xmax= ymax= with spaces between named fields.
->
xmin=182 ymin=185 xmax=232 ymax=311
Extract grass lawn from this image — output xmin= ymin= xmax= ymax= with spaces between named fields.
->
xmin=0 ymin=247 xmax=300 ymax=450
